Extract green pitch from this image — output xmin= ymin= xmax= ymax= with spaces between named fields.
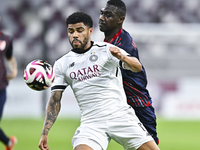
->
xmin=0 ymin=117 xmax=200 ymax=150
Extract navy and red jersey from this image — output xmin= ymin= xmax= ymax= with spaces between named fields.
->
xmin=104 ymin=28 xmax=152 ymax=107
xmin=0 ymin=31 xmax=13 ymax=90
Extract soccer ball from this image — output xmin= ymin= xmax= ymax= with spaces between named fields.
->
xmin=24 ymin=59 xmax=55 ymax=91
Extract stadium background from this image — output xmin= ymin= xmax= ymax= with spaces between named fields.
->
xmin=1 ymin=0 xmax=200 ymax=120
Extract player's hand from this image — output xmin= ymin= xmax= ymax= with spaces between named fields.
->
xmin=109 ymin=47 xmax=125 ymax=61
xmin=38 ymin=135 xmax=49 ymax=150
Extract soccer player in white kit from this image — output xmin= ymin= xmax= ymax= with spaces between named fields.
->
xmin=38 ymin=12 xmax=160 ymax=150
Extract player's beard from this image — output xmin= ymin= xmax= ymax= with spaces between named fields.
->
xmin=71 ymin=37 xmax=88 ymax=53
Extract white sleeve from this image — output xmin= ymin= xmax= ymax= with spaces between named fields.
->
xmin=51 ymin=60 xmax=68 ymax=92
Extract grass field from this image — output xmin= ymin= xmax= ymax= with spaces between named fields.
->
xmin=0 ymin=117 xmax=200 ymax=150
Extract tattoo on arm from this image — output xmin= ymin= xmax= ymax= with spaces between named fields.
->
xmin=41 ymin=91 xmax=62 ymax=135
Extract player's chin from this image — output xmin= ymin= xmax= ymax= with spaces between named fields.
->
xmin=99 ymin=25 xmax=106 ymax=32
xmin=73 ymin=44 xmax=81 ymax=48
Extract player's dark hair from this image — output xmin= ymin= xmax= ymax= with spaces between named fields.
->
xmin=107 ymin=0 xmax=126 ymax=17
xmin=66 ymin=12 xmax=93 ymax=28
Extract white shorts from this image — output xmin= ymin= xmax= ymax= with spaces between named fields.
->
xmin=72 ymin=107 xmax=153 ymax=150
xmin=73 ymin=138 xmax=102 ymax=150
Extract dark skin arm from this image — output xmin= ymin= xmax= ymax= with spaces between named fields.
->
xmin=109 ymin=47 xmax=142 ymax=72
xmin=38 ymin=91 xmax=63 ymax=150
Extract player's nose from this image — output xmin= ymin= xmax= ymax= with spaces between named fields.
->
xmin=72 ymin=31 xmax=79 ymax=38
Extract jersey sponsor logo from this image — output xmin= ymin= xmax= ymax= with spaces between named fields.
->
xmin=0 ymin=40 xmax=6 ymax=51
xmin=89 ymin=54 xmax=98 ymax=62
xmin=69 ymin=65 xmax=101 ymax=81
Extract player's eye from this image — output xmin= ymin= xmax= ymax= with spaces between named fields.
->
xmin=77 ymin=29 xmax=84 ymax=33
xmin=68 ymin=30 xmax=74 ymax=34
xmin=105 ymin=13 xmax=112 ymax=18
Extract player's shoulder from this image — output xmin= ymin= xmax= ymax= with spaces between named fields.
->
xmin=121 ymin=29 xmax=133 ymax=41
xmin=93 ymin=41 xmax=118 ymax=49
xmin=55 ymin=51 xmax=73 ymax=64
xmin=0 ymin=31 xmax=6 ymax=37
xmin=0 ymin=31 xmax=12 ymax=39
xmin=93 ymin=42 xmax=119 ymax=55
xmin=93 ymin=41 xmax=108 ymax=48
xmin=120 ymin=29 xmax=137 ymax=51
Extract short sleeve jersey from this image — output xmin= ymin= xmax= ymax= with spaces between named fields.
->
xmin=0 ymin=32 xmax=13 ymax=90
xmin=51 ymin=41 xmax=130 ymax=121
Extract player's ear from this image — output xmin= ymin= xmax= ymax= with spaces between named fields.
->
xmin=89 ymin=27 xmax=93 ymax=35
xmin=118 ymin=16 xmax=125 ymax=25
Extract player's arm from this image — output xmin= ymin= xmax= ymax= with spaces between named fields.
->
xmin=5 ymin=38 xmax=17 ymax=81
xmin=6 ymin=56 xmax=17 ymax=81
xmin=38 ymin=90 xmax=62 ymax=150
xmin=109 ymin=47 xmax=142 ymax=72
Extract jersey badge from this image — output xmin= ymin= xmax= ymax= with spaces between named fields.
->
xmin=89 ymin=54 xmax=98 ymax=62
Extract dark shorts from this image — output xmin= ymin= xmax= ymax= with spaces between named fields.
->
xmin=0 ymin=89 xmax=6 ymax=120
xmin=133 ymin=105 xmax=159 ymax=145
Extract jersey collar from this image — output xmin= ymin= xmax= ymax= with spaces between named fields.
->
xmin=72 ymin=41 xmax=94 ymax=54
xmin=104 ymin=28 xmax=123 ymax=44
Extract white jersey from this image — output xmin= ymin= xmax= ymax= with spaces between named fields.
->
xmin=51 ymin=41 xmax=130 ymax=122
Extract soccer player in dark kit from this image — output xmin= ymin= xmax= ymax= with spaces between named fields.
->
xmin=99 ymin=0 xmax=159 ymax=145
xmin=0 ymin=16 xmax=17 ymax=150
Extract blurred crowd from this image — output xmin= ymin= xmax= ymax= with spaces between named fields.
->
xmin=0 ymin=0 xmax=200 ymax=76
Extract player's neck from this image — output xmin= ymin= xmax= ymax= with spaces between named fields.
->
xmin=104 ymin=28 xmax=122 ymax=42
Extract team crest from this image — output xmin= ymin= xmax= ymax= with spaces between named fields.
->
xmin=89 ymin=54 xmax=98 ymax=62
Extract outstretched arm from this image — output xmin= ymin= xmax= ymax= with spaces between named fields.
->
xmin=38 ymin=91 xmax=63 ymax=150
xmin=109 ymin=47 xmax=142 ymax=72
